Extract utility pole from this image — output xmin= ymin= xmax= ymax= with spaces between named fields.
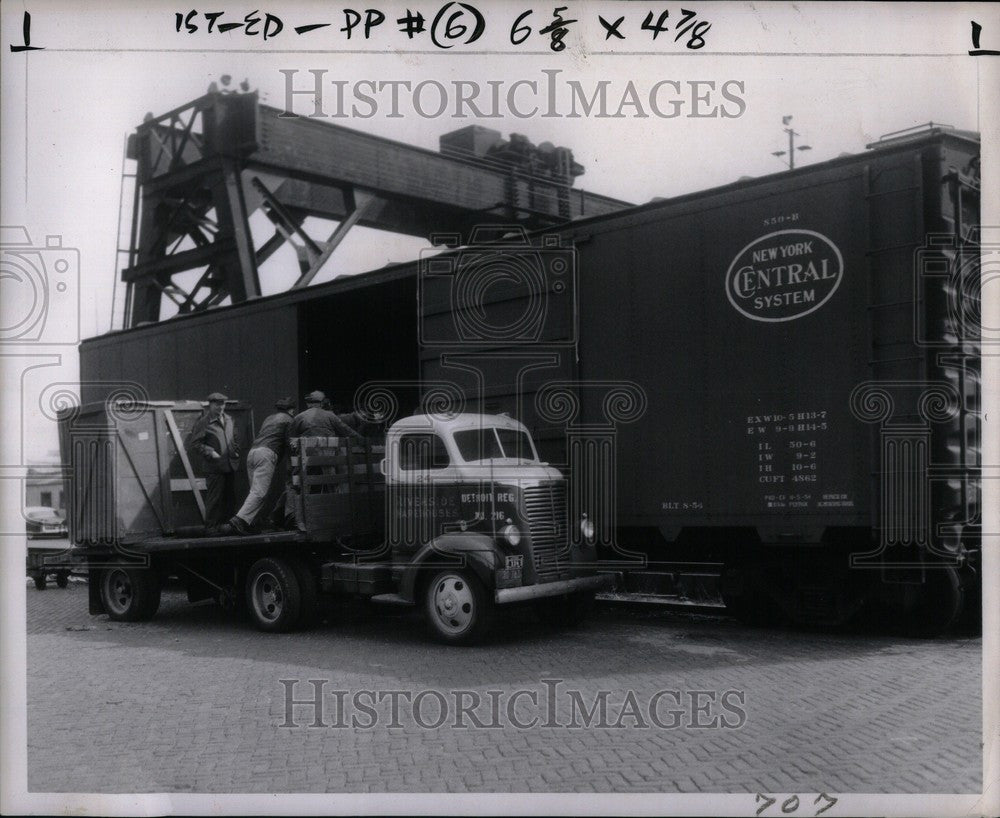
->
xmin=771 ymin=115 xmax=812 ymax=169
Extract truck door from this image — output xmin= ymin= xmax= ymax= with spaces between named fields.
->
xmin=387 ymin=429 xmax=457 ymax=558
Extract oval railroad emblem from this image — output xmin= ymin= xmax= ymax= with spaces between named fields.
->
xmin=725 ymin=229 xmax=844 ymax=322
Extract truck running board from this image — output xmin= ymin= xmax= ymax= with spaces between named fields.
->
xmin=495 ymin=574 xmax=613 ymax=604
xmin=369 ymin=593 xmax=411 ymax=606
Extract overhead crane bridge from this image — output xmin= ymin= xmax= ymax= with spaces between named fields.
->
xmin=116 ymin=90 xmax=631 ymax=328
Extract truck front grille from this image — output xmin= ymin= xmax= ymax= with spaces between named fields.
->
xmin=522 ymin=481 xmax=568 ymax=582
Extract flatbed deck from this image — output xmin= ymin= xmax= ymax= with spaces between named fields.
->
xmin=118 ymin=530 xmax=307 ymax=553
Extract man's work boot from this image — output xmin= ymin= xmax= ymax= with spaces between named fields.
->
xmin=227 ymin=516 xmax=250 ymax=535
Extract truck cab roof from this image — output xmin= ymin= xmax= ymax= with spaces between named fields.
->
xmin=384 ymin=413 xmax=562 ymax=483
xmin=388 ymin=413 xmax=528 ymax=436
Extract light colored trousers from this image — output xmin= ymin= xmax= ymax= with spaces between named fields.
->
xmin=235 ymin=447 xmax=278 ymax=525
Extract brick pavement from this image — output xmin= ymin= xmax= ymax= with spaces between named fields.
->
xmin=24 ymin=581 xmax=982 ymax=794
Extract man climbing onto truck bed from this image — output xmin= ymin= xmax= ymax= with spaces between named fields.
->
xmin=282 ymin=390 xmax=366 ymax=530
xmin=288 ymin=391 xmax=365 ymax=441
xmin=218 ymin=396 xmax=296 ymax=536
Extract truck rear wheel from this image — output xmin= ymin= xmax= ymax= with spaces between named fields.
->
xmin=246 ymin=557 xmax=302 ymax=633
xmin=900 ymin=565 xmax=964 ymax=637
xmin=288 ymin=557 xmax=318 ymax=628
xmin=423 ymin=568 xmax=493 ymax=645
xmin=101 ymin=566 xmax=161 ymax=622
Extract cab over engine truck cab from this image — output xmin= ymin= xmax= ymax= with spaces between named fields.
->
xmin=64 ymin=404 xmax=610 ymax=646
xmin=379 ymin=413 xmax=610 ymax=643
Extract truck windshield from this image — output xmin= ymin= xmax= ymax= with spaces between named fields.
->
xmin=454 ymin=428 xmax=536 ymax=463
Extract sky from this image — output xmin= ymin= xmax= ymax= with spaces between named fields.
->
xmin=0 ymin=0 xmax=994 ymax=466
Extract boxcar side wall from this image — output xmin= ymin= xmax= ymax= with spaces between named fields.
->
xmin=81 ymin=267 xmax=425 ymax=435
xmin=80 ymin=302 xmax=300 ymax=429
xmin=557 ymin=135 xmax=979 ymax=551
xmin=571 ymin=165 xmax=872 ymax=534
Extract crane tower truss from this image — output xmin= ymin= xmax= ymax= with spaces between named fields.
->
xmin=120 ymin=91 xmax=630 ymax=327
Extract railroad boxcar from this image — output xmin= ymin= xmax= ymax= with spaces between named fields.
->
xmin=420 ymin=125 xmax=982 ymax=633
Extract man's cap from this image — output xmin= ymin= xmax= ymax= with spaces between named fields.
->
xmin=275 ymin=396 xmax=295 ymax=410
xmin=304 ymin=390 xmax=326 ymax=403
xmin=207 ymin=392 xmax=228 ymax=402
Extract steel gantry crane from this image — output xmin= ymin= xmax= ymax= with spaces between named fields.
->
xmin=119 ymin=90 xmax=630 ymax=327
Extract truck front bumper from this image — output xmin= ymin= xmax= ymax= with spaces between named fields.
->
xmin=494 ymin=573 xmax=614 ymax=604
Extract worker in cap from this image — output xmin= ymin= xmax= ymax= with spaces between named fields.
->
xmin=287 ymin=390 xmax=361 ymax=440
xmin=187 ymin=391 xmax=240 ymax=531
xmin=219 ymin=396 xmax=297 ymax=536
xmin=283 ymin=389 xmax=365 ymax=530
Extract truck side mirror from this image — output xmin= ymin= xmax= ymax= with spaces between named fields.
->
xmin=379 ymin=458 xmax=387 ymax=476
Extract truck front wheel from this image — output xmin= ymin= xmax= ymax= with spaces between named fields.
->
xmin=101 ymin=566 xmax=161 ymax=622
xmin=246 ymin=557 xmax=302 ymax=633
xmin=423 ymin=569 xmax=494 ymax=645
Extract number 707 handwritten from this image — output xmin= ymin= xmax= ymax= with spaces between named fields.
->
xmin=755 ymin=792 xmax=838 ymax=816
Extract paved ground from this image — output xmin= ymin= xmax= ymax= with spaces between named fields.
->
xmin=25 ymin=579 xmax=982 ymax=795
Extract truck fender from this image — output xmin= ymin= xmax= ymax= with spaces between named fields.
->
xmin=398 ymin=533 xmax=501 ymax=603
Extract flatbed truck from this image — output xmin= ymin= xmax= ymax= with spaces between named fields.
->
xmin=60 ymin=400 xmax=609 ymax=644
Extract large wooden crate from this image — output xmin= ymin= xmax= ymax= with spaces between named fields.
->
xmin=57 ymin=399 xmax=254 ymax=545
xmin=289 ymin=436 xmax=385 ymax=544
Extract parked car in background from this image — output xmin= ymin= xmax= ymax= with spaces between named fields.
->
xmin=25 ymin=506 xmax=68 ymax=539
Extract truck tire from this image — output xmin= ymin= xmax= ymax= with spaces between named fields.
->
xmin=288 ymin=557 xmax=318 ymax=628
xmin=423 ymin=568 xmax=494 ymax=646
xmin=905 ymin=565 xmax=964 ymax=638
xmin=56 ymin=571 xmax=70 ymax=589
xmin=33 ymin=574 xmax=46 ymax=591
xmin=101 ymin=566 xmax=161 ymax=622
xmin=956 ymin=578 xmax=981 ymax=634
xmin=246 ymin=557 xmax=302 ymax=633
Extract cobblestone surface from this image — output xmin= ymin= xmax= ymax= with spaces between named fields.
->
xmin=25 ymin=580 xmax=982 ymax=794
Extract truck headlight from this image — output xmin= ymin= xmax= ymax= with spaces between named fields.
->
xmin=580 ymin=514 xmax=595 ymax=543
xmin=501 ymin=523 xmax=522 ymax=547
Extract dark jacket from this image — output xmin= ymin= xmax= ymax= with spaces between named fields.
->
xmin=336 ymin=410 xmax=385 ymax=438
xmin=251 ymin=410 xmax=294 ymax=457
xmin=287 ymin=407 xmax=364 ymax=442
xmin=188 ymin=411 xmax=240 ymax=473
